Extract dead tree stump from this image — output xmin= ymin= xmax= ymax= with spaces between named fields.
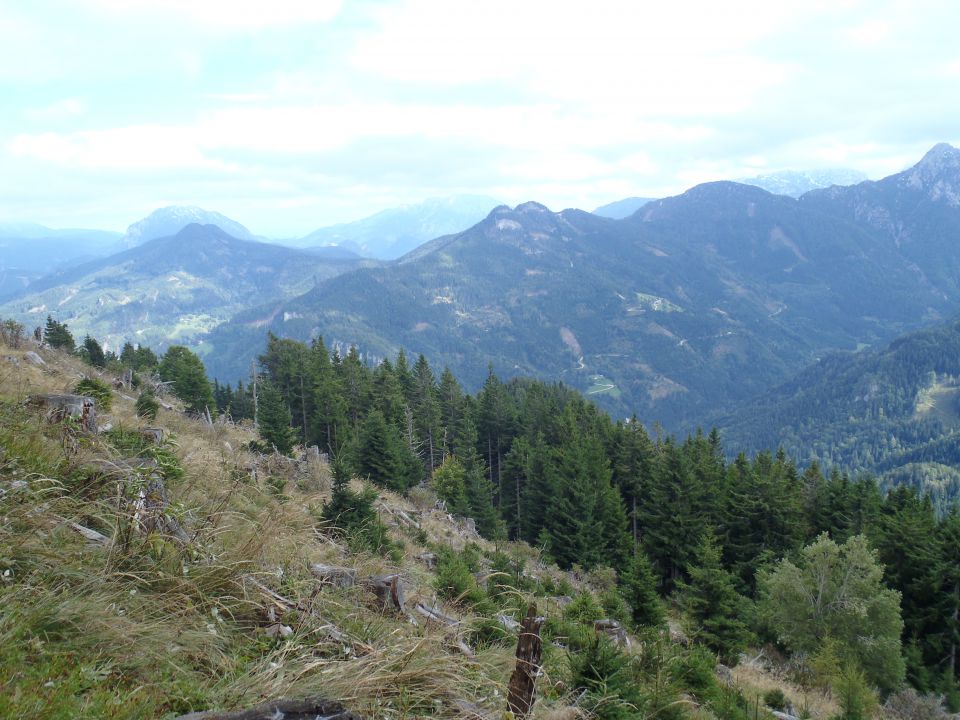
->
xmin=364 ymin=574 xmax=406 ymax=613
xmin=507 ymin=603 xmax=544 ymax=718
xmin=309 ymin=563 xmax=357 ymax=588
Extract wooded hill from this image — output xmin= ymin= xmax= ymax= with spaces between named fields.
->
xmin=4 ymin=320 xmax=960 ymax=718
xmin=715 ymin=317 xmax=960 ymax=513
xmin=207 ymin=144 xmax=960 ymax=432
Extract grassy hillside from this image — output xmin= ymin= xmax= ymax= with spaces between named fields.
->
xmin=0 ymin=340 xmax=796 ymax=719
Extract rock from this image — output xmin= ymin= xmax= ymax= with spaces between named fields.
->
xmin=263 ymin=623 xmax=294 ymax=639
xmin=27 ymin=394 xmax=97 ymax=432
xmin=23 ymin=351 xmax=45 ymax=366
xmin=415 ymin=552 xmax=437 ymax=569
xmin=497 ymin=613 xmax=521 ymax=632
xmin=594 ymin=619 xmax=631 ymax=647
xmin=309 ymin=564 xmax=357 ymax=588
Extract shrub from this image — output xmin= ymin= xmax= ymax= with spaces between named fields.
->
xmin=135 ymin=390 xmax=159 ymax=420
xmin=764 ymin=688 xmax=787 ymax=711
xmin=74 ymin=377 xmax=113 ymax=412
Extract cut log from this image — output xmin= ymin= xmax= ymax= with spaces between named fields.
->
xmin=414 ymin=601 xmax=460 ymax=627
xmin=173 ymin=697 xmax=362 ymax=720
xmin=506 ymin=603 xmax=545 ymax=718
xmin=363 ymin=574 xmax=406 ymax=613
xmin=309 ymin=563 xmax=357 ymax=588
xmin=27 ymin=394 xmax=96 ymax=431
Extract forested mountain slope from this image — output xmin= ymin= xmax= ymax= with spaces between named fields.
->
xmin=0 ymin=224 xmax=370 ymax=353
xmin=207 ymin=145 xmax=960 ymax=430
xmin=715 ymin=317 xmax=960 ymax=512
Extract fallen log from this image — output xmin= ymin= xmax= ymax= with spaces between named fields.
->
xmin=174 ymin=697 xmax=362 ymax=720
xmin=414 ymin=601 xmax=461 ymax=627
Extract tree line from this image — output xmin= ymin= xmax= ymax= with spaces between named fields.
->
xmin=30 ymin=318 xmax=960 ymax=707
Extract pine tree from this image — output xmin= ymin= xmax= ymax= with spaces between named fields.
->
xmin=619 ymin=549 xmax=665 ymax=629
xmin=43 ymin=315 xmax=74 ymax=351
xmin=158 ymin=345 xmax=215 ymax=415
xmin=678 ymin=530 xmax=753 ymax=666
xmin=257 ymin=381 xmax=296 ymax=455
xmin=80 ymin=335 xmax=106 ymax=367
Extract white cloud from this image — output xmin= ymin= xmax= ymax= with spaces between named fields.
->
xmin=9 ymin=126 xmax=225 ymax=170
xmin=352 ymin=0 xmax=806 ymax=115
xmin=89 ymin=0 xmax=342 ymax=29
xmin=845 ymin=19 xmax=890 ymax=47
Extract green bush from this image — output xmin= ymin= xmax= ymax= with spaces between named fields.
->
xmin=764 ymin=689 xmax=787 ymax=711
xmin=74 ymin=377 xmax=113 ymax=412
xmin=135 ymin=390 xmax=159 ymax=420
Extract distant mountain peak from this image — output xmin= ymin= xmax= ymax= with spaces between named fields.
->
xmin=739 ymin=168 xmax=868 ymax=198
xmin=122 ymin=206 xmax=255 ymax=247
xmin=904 ymin=142 xmax=960 ymax=204
xmin=296 ymin=194 xmax=501 ymax=260
xmin=515 ymin=201 xmax=551 ymax=214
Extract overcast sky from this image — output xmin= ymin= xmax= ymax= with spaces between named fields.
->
xmin=1 ymin=0 xmax=958 ymax=235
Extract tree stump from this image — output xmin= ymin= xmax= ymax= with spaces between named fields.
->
xmin=507 ymin=603 xmax=544 ymax=718
xmin=140 ymin=427 xmax=165 ymax=444
xmin=363 ymin=574 xmax=406 ymax=613
xmin=309 ymin=563 xmax=357 ymax=588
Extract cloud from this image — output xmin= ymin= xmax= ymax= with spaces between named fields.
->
xmin=845 ymin=19 xmax=890 ymax=47
xmin=88 ymin=0 xmax=343 ymax=29
xmin=352 ymin=0 xmax=798 ymax=115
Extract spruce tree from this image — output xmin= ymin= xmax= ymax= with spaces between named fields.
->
xmin=357 ymin=409 xmax=420 ymax=492
xmin=257 ymin=381 xmax=296 ymax=455
xmin=80 ymin=335 xmax=106 ymax=367
xmin=43 ymin=315 xmax=75 ymax=351
xmin=678 ymin=530 xmax=753 ymax=666
xmin=158 ymin=345 xmax=215 ymax=415
xmin=619 ymin=549 xmax=665 ymax=629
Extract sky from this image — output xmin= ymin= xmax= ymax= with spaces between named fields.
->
xmin=1 ymin=0 xmax=958 ymax=236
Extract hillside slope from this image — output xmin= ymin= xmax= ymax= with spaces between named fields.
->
xmin=715 ymin=317 xmax=960 ymax=511
xmin=208 ymin=146 xmax=960 ymax=428
xmin=0 ymin=224 xmax=369 ymax=353
xmin=0 ymin=339 xmax=781 ymax=719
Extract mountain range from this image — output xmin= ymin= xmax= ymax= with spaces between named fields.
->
xmin=289 ymin=194 xmax=502 ymax=259
xmin=202 ymin=144 xmax=960 ymax=431
xmin=0 ymin=224 xmax=372 ymax=352
xmin=738 ymin=167 xmax=869 ymax=197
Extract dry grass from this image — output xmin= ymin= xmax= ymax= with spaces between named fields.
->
xmin=0 ymin=341 xmax=599 ymax=719
xmin=733 ymin=656 xmax=840 ymax=720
